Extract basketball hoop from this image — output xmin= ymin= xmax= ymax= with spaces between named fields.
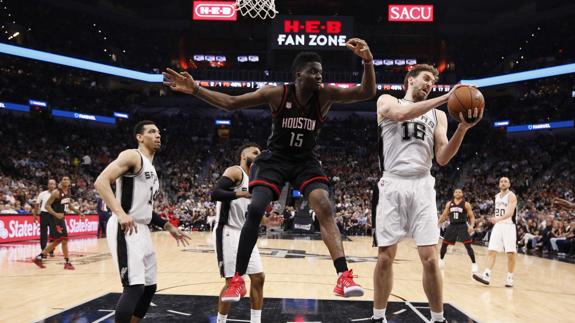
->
xmin=236 ymin=0 xmax=278 ymax=19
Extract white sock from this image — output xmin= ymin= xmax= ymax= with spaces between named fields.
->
xmin=250 ymin=309 xmax=261 ymax=323
xmin=507 ymin=272 xmax=513 ymax=278
xmin=484 ymin=268 xmax=491 ymax=276
xmin=217 ymin=313 xmax=227 ymax=323
xmin=373 ymin=307 xmax=386 ymax=320
xmin=430 ymin=310 xmax=444 ymax=322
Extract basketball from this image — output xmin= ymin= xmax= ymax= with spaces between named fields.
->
xmin=447 ymin=86 xmax=485 ymax=122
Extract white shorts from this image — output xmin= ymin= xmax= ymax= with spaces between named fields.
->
xmin=488 ymin=223 xmax=517 ymax=253
xmin=107 ymin=215 xmax=157 ymax=286
xmin=213 ymin=224 xmax=263 ymax=278
xmin=374 ymin=173 xmax=439 ymax=247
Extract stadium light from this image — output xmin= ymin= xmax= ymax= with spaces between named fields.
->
xmin=0 ymin=42 xmax=163 ymax=82
xmin=2 ymin=42 xmax=575 ymax=87
xmin=461 ymin=63 xmax=575 ymax=88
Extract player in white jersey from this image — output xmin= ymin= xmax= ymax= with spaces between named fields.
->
xmin=212 ymin=143 xmax=264 ymax=323
xmin=473 ymin=177 xmax=518 ymax=287
xmin=95 ymin=120 xmax=190 ymax=323
xmin=33 ymin=179 xmax=57 ymax=255
xmin=371 ymin=64 xmax=483 ymax=323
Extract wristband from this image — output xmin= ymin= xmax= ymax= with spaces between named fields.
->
xmin=362 ymin=60 xmax=374 ymax=65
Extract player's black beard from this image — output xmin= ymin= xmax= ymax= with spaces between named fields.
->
xmin=246 ymin=158 xmax=254 ymax=168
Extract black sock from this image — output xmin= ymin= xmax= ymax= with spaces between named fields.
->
xmin=440 ymin=243 xmax=448 ymax=259
xmin=36 ymin=253 xmax=43 ymax=259
xmin=465 ymin=243 xmax=476 ymax=263
xmin=334 ymin=257 xmax=348 ymax=274
xmin=65 ymin=258 xmax=69 ymax=263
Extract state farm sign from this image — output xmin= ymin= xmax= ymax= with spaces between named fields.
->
xmin=193 ymin=1 xmax=237 ymax=21
xmin=388 ymin=4 xmax=434 ymax=22
xmin=270 ymin=15 xmax=354 ymax=50
xmin=0 ymin=215 xmax=99 ymax=243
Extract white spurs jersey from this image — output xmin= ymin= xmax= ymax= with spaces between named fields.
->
xmin=215 ymin=166 xmax=250 ymax=230
xmin=378 ymin=99 xmax=437 ymax=176
xmin=114 ymin=150 xmax=159 ymax=224
xmin=494 ymin=191 xmax=516 ymax=224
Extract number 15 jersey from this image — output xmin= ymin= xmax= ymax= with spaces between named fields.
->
xmin=267 ymin=84 xmax=324 ymax=160
xmin=378 ymin=99 xmax=437 ymax=177
xmin=115 ymin=149 xmax=159 ymax=224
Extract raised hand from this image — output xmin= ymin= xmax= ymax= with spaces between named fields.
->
xmin=345 ymin=38 xmax=373 ymax=62
xmin=163 ymin=68 xmax=199 ymax=95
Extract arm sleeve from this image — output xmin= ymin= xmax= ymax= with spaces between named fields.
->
xmin=150 ymin=211 xmax=168 ymax=228
xmin=211 ymin=177 xmax=237 ymax=202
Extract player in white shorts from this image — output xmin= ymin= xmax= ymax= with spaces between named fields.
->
xmin=473 ymin=177 xmax=518 ymax=287
xmin=372 ymin=64 xmax=483 ymax=323
xmin=212 ymin=143 xmax=264 ymax=323
xmin=95 ymin=120 xmax=190 ymax=323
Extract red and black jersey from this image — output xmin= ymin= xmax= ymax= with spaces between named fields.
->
xmin=52 ymin=189 xmax=71 ymax=214
xmin=267 ymin=84 xmax=325 ymax=160
xmin=448 ymin=199 xmax=467 ymax=224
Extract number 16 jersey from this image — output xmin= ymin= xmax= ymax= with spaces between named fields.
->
xmin=115 ymin=149 xmax=159 ymax=224
xmin=378 ymin=99 xmax=437 ymax=177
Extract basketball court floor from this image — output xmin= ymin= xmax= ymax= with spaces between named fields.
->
xmin=1 ymin=232 xmax=573 ymax=322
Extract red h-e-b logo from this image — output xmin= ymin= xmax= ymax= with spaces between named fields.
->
xmin=388 ymin=4 xmax=434 ymax=22
xmin=193 ymin=1 xmax=237 ymax=21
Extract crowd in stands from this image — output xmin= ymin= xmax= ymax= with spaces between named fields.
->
xmin=1 ymin=4 xmax=574 ymax=259
xmin=451 ymin=18 xmax=575 ymax=79
xmin=2 ymin=102 xmax=574 ymax=258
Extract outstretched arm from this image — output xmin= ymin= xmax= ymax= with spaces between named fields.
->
xmin=323 ymin=38 xmax=376 ymax=105
xmin=554 ymin=197 xmax=575 ymax=210
xmin=163 ymin=68 xmax=281 ymax=112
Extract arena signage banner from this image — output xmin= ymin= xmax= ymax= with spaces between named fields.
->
xmin=270 ymin=15 xmax=354 ymax=50
xmin=388 ymin=4 xmax=434 ymax=22
xmin=0 ymin=215 xmax=99 ymax=243
xmin=192 ymin=1 xmax=237 ymax=21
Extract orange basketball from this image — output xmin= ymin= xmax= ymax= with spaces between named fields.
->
xmin=447 ymin=86 xmax=485 ymax=123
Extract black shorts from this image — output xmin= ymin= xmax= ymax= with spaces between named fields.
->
xmin=443 ymin=223 xmax=471 ymax=244
xmin=49 ymin=216 xmax=69 ymax=241
xmin=249 ymin=151 xmax=329 ymax=200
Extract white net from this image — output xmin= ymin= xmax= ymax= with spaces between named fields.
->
xmin=236 ymin=0 xmax=278 ymax=19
